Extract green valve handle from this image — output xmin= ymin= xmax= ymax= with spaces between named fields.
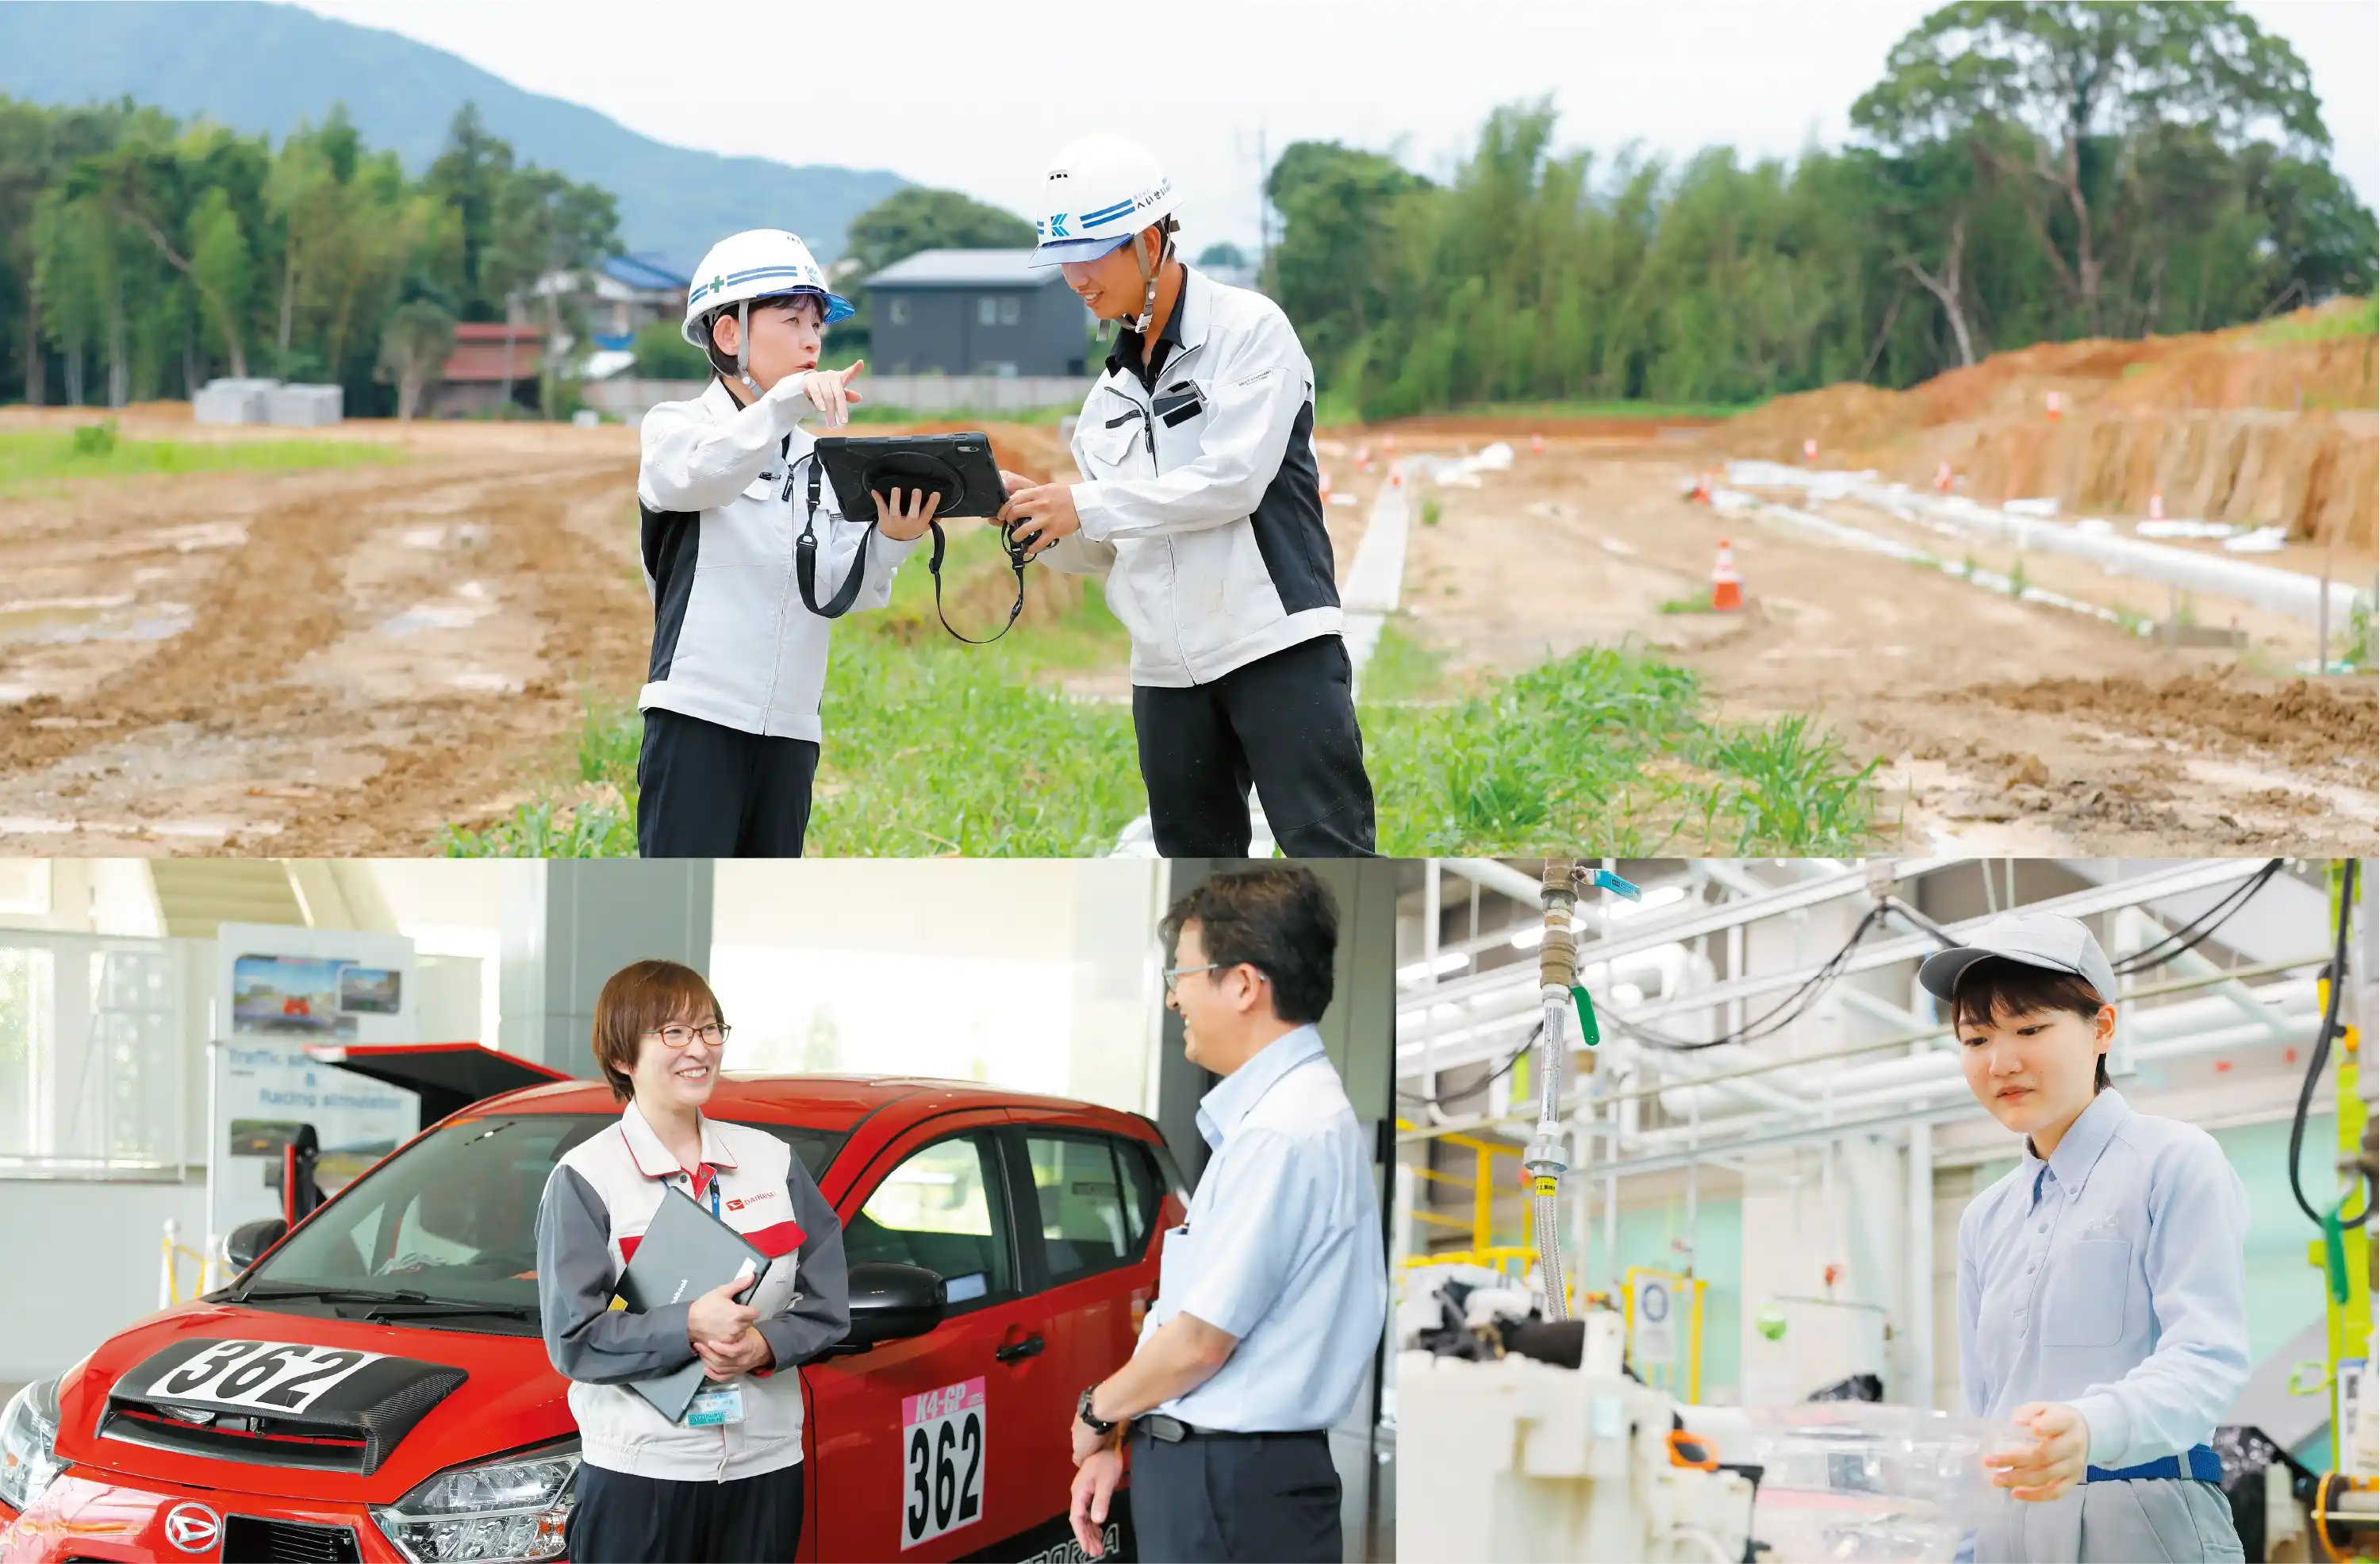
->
xmin=2322 ymin=1197 xmax=2351 ymax=1305
xmin=1572 ymin=986 xmax=1600 ymax=1047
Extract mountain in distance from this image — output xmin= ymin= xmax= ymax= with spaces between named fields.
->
xmin=0 ymin=0 xmax=908 ymax=268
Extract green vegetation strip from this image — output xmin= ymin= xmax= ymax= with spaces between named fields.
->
xmin=444 ymin=579 xmax=1880 ymax=858
xmin=0 ymin=422 xmax=402 ymax=490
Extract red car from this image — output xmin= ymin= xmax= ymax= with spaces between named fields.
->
xmin=0 ymin=1050 xmax=1185 ymax=1564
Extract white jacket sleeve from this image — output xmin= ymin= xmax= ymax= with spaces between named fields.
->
xmin=1070 ymin=312 xmax=1311 ymax=544
xmin=1028 ymin=421 xmax=1117 ymax=575
xmin=638 ymin=377 xmax=812 ymax=512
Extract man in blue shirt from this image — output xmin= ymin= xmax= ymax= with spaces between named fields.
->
xmin=1065 ymin=867 xmax=1386 ymax=1562
xmin=1926 ymin=912 xmax=2250 ymax=1563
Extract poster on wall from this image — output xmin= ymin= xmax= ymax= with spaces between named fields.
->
xmin=209 ymin=924 xmax=421 ymax=1254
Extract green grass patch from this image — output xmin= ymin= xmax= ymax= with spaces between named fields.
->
xmin=1365 ymin=644 xmax=1882 ymax=856
xmin=1658 ymin=595 xmax=1715 ymax=615
xmin=0 ymin=421 xmax=403 ymax=491
xmin=1421 ymin=495 xmax=1442 ymax=526
xmin=2259 ymin=296 xmax=2375 ymax=345
xmin=442 ymin=573 xmax=1881 ymax=855
xmin=1357 ymin=620 xmax=1449 ymax=704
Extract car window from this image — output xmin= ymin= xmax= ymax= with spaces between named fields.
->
xmin=245 ymin=1112 xmax=846 ymax=1311
xmin=846 ymin=1134 xmax=1012 ymax=1309
xmin=1115 ymin=1139 xmax=1157 ymax=1248
xmin=1025 ymin=1133 xmax=1139 ymax=1285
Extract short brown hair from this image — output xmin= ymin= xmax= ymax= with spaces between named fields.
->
xmin=1160 ymin=866 xmax=1338 ymax=1024
xmin=1952 ymin=956 xmax=2112 ymax=1093
xmin=591 ymin=960 xmax=727 ymax=1102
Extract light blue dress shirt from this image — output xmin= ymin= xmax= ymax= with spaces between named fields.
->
xmin=1141 ymin=1024 xmax=1388 ymax=1432
xmin=1957 ymin=1089 xmax=2251 ymax=1470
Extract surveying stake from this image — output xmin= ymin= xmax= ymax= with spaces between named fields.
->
xmin=1526 ymin=859 xmax=1641 ymax=1320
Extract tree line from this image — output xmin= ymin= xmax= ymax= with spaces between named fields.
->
xmin=0 ymin=98 xmax=616 ymax=417
xmin=1263 ymin=2 xmax=2377 ymax=419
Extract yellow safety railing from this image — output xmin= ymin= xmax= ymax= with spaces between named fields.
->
xmin=160 ymin=1220 xmax=224 ymax=1305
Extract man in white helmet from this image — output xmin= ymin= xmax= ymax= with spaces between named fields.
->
xmin=634 ymin=229 xmax=942 ymax=856
xmin=998 ymin=134 xmax=1376 ymax=857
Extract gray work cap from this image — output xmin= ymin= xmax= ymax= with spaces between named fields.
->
xmin=1917 ymin=911 xmax=2117 ymax=1009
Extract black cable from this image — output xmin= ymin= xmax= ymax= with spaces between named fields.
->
xmin=1396 ymin=1018 xmax=1544 ymax=1108
xmin=2111 ymin=859 xmax=2285 ymax=976
xmin=1610 ymin=905 xmax=1889 ymax=1052
xmin=2289 ymin=859 xmax=2366 ymax=1230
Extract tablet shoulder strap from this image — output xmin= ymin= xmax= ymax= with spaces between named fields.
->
xmin=793 ymin=453 xmax=877 ymax=621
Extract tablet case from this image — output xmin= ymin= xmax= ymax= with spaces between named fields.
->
xmin=613 ymin=1185 xmax=770 ymax=1424
xmin=813 ymin=433 xmax=1008 ymax=521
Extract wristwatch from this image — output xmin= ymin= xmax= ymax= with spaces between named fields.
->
xmin=1077 ymin=1385 xmax=1117 ymax=1436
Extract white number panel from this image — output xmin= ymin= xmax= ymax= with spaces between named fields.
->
xmin=900 ymin=1378 xmax=986 ymax=1549
xmin=145 ymin=1340 xmax=382 ymax=1415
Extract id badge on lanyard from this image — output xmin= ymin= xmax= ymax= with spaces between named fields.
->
xmin=682 ymin=1170 xmax=745 ymax=1428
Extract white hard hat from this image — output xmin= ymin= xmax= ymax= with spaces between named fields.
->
xmin=1031 ymin=133 xmax=1177 ymax=266
xmin=681 ymin=229 xmax=853 ymax=352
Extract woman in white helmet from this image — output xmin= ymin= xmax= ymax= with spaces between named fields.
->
xmin=997 ymin=133 xmax=1376 ymax=858
xmin=633 ymin=229 xmax=941 ymax=856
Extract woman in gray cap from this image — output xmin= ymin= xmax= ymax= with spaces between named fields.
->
xmin=1921 ymin=911 xmax=2250 ymax=1564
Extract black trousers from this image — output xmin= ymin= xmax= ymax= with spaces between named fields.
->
xmin=1128 ymin=1430 xmax=1342 ymax=1564
xmin=1132 ymin=635 xmax=1376 ymax=857
xmin=637 ymin=707 xmax=820 ymax=858
xmin=566 ymin=1461 xmax=805 ymax=1564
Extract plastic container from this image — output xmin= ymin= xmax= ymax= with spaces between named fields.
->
xmin=1703 ymin=1404 xmax=2028 ymax=1564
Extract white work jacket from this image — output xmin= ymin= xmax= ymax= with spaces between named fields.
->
xmin=635 ymin=377 xmax=919 ymax=742
xmin=1040 ymin=267 xmax=1342 ymax=688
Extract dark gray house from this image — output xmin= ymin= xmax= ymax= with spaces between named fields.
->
xmin=866 ymin=250 xmax=1092 ymax=377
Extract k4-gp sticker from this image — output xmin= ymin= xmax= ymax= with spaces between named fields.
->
xmin=145 ymin=1339 xmax=383 ymax=1414
xmin=900 ymin=1378 xmax=985 ymax=1549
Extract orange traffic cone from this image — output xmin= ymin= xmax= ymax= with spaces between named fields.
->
xmin=1802 ymin=438 xmax=1818 ymax=463
xmin=1935 ymin=459 xmax=1953 ymax=494
xmin=1530 ymin=432 xmax=1545 ymax=455
xmin=1390 ymin=467 xmax=1403 ymax=489
xmin=2045 ymin=390 xmax=2063 ymax=422
xmin=1690 ymin=470 xmax=1714 ymax=505
xmin=1319 ymin=471 xmax=1334 ymax=500
xmin=1711 ymin=540 xmax=1744 ymax=611
xmin=2148 ymin=489 xmax=2164 ymax=522
xmin=1353 ymin=442 xmax=1371 ymax=464
xmin=1383 ymin=434 xmax=1399 ymax=453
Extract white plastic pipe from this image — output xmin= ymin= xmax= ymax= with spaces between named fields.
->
xmin=1729 ymin=462 xmax=2368 ymax=625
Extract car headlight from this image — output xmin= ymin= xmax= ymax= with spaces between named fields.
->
xmin=0 ymin=1379 xmax=63 ymax=1515
xmin=370 ymin=1443 xmax=578 ymax=1563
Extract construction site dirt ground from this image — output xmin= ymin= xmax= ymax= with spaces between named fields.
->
xmin=1395 ymin=429 xmax=2377 ymax=856
xmin=0 ymin=387 xmax=2370 ymax=857
xmin=0 ymin=405 xmax=1398 ymax=855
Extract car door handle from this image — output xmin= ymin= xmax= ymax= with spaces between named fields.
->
xmin=993 ymin=1334 xmax=1045 ymax=1364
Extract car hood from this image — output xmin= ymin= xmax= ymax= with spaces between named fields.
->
xmin=55 ymin=1300 xmax=570 ymax=1504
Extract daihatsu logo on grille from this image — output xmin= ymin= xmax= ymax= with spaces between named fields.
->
xmin=163 ymin=1502 xmax=221 ymax=1553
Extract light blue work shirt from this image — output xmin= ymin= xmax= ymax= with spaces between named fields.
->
xmin=1957 ymin=1089 xmax=2251 ymax=1470
xmin=1140 ymin=1024 xmax=1388 ymax=1432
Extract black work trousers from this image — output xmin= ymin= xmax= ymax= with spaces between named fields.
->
xmin=636 ymin=706 xmax=820 ymax=858
xmin=1127 ymin=1429 xmax=1342 ymax=1563
xmin=565 ymin=1461 xmax=805 ymax=1564
xmin=1131 ymin=634 xmax=1376 ymax=857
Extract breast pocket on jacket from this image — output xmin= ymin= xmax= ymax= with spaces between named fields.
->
xmin=2039 ymin=1237 xmax=2131 ymax=1348
xmin=1081 ymin=402 xmax=1154 ymax=482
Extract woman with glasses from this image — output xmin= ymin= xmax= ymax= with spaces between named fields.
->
xmin=535 ymin=959 xmax=850 ymax=1562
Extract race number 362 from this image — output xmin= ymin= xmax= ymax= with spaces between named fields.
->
xmin=900 ymin=1378 xmax=985 ymax=1549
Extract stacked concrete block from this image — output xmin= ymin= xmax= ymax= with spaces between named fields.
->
xmin=265 ymin=383 xmax=344 ymax=426
xmin=192 ymin=378 xmax=278 ymax=425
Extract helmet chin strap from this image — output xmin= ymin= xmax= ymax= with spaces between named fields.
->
xmin=1128 ymin=223 xmax=1175 ymax=335
xmin=732 ymin=299 xmax=762 ymax=398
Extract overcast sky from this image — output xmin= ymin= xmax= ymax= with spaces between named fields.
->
xmin=297 ymin=0 xmax=2379 ymax=254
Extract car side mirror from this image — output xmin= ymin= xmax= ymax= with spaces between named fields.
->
xmin=839 ymin=1262 xmax=946 ymax=1352
xmin=226 ymin=1218 xmax=289 ymax=1272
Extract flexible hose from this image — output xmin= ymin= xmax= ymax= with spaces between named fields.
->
xmin=1534 ymin=1186 xmax=1569 ymax=1323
